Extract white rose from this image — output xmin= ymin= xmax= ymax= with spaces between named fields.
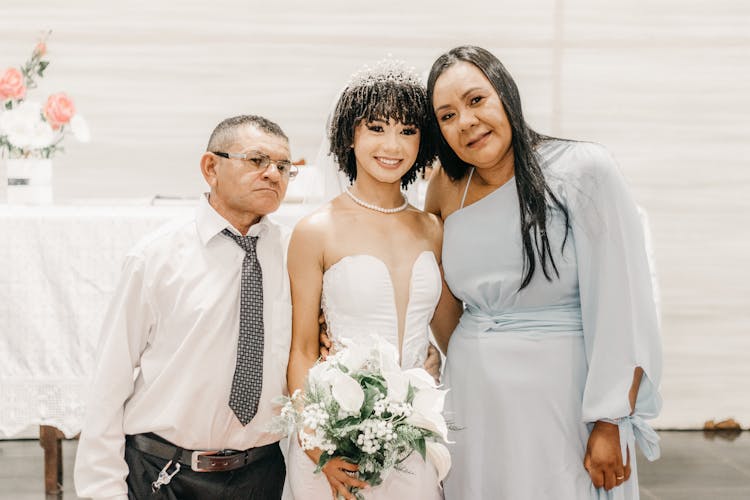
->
xmin=0 ymin=101 xmax=55 ymax=150
xmin=330 ymin=371 xmax=364 ymax=413
xmin=425 ymin=441 xmax=452 ymax=482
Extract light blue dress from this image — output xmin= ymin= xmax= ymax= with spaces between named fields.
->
xmin=441 ymin=140 xmax=662 ymax=500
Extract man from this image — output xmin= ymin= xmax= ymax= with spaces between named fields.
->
xmin=75 ymin=115 xmax=295 ymax=499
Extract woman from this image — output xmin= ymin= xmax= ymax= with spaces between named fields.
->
xmin=424 ymin=46 xmax=662 ymax=499
xmin=286 ymin=62 xmax=458 ymax=500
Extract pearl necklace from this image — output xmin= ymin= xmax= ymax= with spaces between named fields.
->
xmin=344 ymin=187 xmax=409 ymax=214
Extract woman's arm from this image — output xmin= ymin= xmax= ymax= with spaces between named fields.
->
xmin=431 ymin=268 xmax=462 ymax=355
xmin=568 ymin=144 xmax=662 ymax=491
xmin=585 ymin=366 xmax=644 ymax=490
xmin=425 ymin=212 xmax=462 ymax=355
xmin=286 ymin=218 xmax=326 ymax=400
xmin=286 ymin=217 xmax=368 ymax=500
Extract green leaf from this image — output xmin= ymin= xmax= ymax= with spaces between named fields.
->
xmin=336 ymin=437 xmax=358 ymax=457
xmin=406 ymin=383 xmax=416 ymax=403
xmin=414 ymin=437 xmax=426 ymax=460
xmin=336 ymin=415 xmax=360 ymax=427
xmin=38 ymin=60 xmax=49 ymax=74
xmin=315 ymin=452 xmax=333 ymax=473
xmin=359 ymin=386 xmax=379 ymax=417
xmin=359 ymin=375 xmax=386 ymax=394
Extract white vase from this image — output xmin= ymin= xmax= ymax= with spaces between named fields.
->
xmin=6 ymin=158 xmax=53 ymax=204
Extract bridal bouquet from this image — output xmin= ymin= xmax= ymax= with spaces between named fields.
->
xmin=274 ymin=336 xmax=451 ymax=498
xmin=0 ymin=33 xmax=89 ymax=159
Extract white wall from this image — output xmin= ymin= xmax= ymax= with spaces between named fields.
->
xmin=2 ymin=0 xmax=749 ymax=428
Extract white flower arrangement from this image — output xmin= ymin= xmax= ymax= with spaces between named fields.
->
xmin=273 ymin=336 xmax=451 ymax=499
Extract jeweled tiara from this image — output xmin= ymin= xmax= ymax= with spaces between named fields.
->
xmin=346 ymin=56 xmax=422 ymax=87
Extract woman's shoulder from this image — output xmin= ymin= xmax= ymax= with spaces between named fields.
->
xmin=290 ymin=200 xmax=339 ymax=245
xmin=429 ymin=163 xmax=467 ymax=191
xmin=424 ymin=164 xmax=467 ymax=220
xmin=540 ymin=139 xmax=632 ymax=216
xmin=409 ymin=206 xmax=443 ymax=239
xmin=540 ymin=139 xmax=618 ymax=180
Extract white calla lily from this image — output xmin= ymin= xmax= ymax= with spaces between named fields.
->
xmin=425 ymin=441 xmax=452 ymax=482
xmin=330 ymin=371 xmax=364 ymax=413
xmin=406 ymin=409 xmax=449 ymax=442
xmin=407 ymin=387 xmax=449 ymax=441
xmin=374 ymin=336 xmax=400 ymax=372
xmin=403 ymin=368 xmax=437 ymax=389
xmin=382 ymin=370 xmax=409 ymax=402
xmin=412 ymin=387 xmax=447 ymax=414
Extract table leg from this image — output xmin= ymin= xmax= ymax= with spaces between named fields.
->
xmin=39 ymin=425 xmax=64 ymax=495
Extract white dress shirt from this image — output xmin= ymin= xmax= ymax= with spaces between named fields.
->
xmin=74 ymin=194 xmax=292 ymax=500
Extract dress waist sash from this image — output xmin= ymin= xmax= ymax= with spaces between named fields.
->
xmin=459 ymin=304 xmax=583 ymax=338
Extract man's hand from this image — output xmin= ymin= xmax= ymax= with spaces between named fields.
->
xmin=423 ymin=343 xmax=442 ymax=384
xmin=584 ymin=421 xmax=631 ymax=491
xmin=318 ymin=310 xmax=331 ymax=359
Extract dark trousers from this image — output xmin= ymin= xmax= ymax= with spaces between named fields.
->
xmin=124 ymin=436 xmax=285 ymax=500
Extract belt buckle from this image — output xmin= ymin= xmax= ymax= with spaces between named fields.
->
xmin=191 ymin=450 xmax=219 ymax=472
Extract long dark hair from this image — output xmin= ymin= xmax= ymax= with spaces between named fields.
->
xmin=426 ymin=45 xmax=569 ymax=290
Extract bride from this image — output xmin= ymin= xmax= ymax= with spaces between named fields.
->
xmin=285 ymin=62 xmax=460 ymax=500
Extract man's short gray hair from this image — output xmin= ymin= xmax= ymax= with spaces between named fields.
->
xmin=206 ymin=115 xmax=288 ymax=152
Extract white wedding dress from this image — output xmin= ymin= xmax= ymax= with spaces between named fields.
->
xmin=286 ymin=251 xmax=444 ymax=500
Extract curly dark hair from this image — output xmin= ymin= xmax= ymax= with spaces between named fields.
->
xmin=427 ymin=46 xmax=570 ymax=290
xmin=329 ymin=77 xmax=436 ymax=188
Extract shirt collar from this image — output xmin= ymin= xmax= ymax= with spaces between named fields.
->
xmin=196 ymin=193 xmax=275 ymax=246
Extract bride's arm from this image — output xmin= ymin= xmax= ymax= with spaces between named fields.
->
xmin=286 ymin=216 xmax=368 ymax=500
xmin=286 ymin=217 xmax=325 ymax=405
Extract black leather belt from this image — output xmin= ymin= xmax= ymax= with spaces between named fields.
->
xmin=127 ymin=433 xmax=278 ymax=473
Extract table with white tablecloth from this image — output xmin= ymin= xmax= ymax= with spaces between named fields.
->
xmin=0 ymin=201 xmax=308 ymax=439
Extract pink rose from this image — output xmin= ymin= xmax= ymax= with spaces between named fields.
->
xmin=44 ymin=92 xmax=76 ymax=129
xmin=34 ymin=41 xmax=47 ymax=57
xmin=0 ymin=68 xmax=26 ymax=101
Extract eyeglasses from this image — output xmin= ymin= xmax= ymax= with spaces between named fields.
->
xmin=212 ymin=151 xmax=299 ymax=179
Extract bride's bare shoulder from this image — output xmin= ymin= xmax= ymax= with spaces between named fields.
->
xmin=290 ymin=195 xmax=350 ymax=245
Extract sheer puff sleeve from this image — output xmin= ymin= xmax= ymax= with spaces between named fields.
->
xmin=559 ymin=141 xmax=662 ymax=461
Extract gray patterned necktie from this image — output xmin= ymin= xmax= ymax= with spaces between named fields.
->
xmin=222 ymin=229 xmax=264 ymax=425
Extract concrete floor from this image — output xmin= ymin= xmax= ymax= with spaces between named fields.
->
xmin=0 ymin=431 xmax=748 ymax=499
